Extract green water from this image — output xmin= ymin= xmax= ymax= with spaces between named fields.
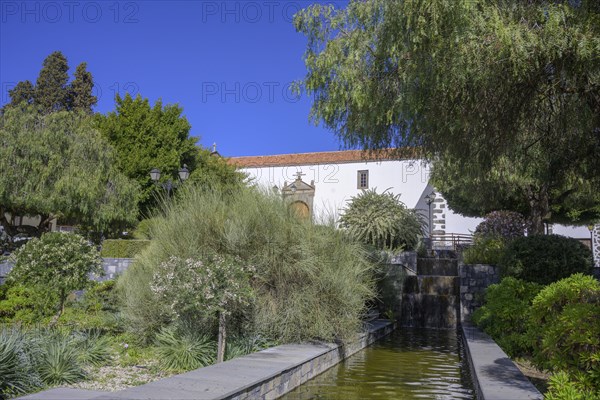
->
xmin=281 ymin=328 xmax=475 ymax=400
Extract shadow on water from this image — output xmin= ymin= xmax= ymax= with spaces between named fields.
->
xmin=281 ymin=328 xmax=475 ymax=400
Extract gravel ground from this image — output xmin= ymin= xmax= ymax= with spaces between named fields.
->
xmin=66 ymin=360 xmax=175 ymax=392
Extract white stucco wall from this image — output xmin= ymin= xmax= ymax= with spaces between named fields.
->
xmin=241 ymin=160 xmax=590 ymax=239
xmin=244 ymin=159 xmax=432 ymax=222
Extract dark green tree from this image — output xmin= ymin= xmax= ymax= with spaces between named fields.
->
xmin=34 ymin=51 xmax=70 ymax=113
xmin=0 ymin=105 xmax=140 ymax=235
xmin=7 ymin=81 xmax=35 ymax=107
xmin=188 ymin=148 xmax=247 ymax=191
xmin=431 ymin=153 xmax=600 ymax=233
xmin=295 ymin=0 xmax=600 ymax=233
xmin=4 ymin=51 xmax=98 ymax=115
xmin=70 ymin=62 xmax=97 ymax=114
xmin=96 ymin=94 xmax=198 ymax=215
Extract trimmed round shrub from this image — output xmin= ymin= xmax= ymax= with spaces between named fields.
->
xmin=472 ymin=277 xmax=542 ymax=357
xmin=9 ymin=232 xmax=103 ymax=319
xmin=475 ymin=210 xmax=526 ymax=240
xmin=529 ymin=274 xmax=600 ymax=393
xmin=500 ymin=234 xmax=593 ymax=285
xmin=339 ymin=189 xmax=424 ymax=251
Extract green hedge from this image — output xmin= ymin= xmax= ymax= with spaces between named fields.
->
xmin=500 ymin=235 xmax=593 ymax=285
xmin=100 ymin=240 xmax=150 ymax=258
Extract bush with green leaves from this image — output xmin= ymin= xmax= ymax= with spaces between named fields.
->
xmin=474 ymin=210 xmax=526 ymax=241
xmin=9 ymin=232 xmax=103 ymax=320
xmin=500 ymin=235 xmax=593 ymax=285
xmin=100 ymin=239 xmax=151 ymax=258
xmin=462 ymin=237 xmax=506 ymax=265
xmin=529 ymin=274 xmax=600 ymax=393
xmin=152 ymin=254 xmax=255 ymax=362
xmin=54 ymin=280 xmax=124 ymax=333
xmin=339 ymin=188 xmax=424 ymax=251
xmin=546 ymin=371 xmax=600 ymax=400
xmin=472 ymin=277 xmax=542 ymax=357
xmin=0 ymin=284 xmax=55 ymax=324
xmin=119 ymin=186 xmax=375 ymax=344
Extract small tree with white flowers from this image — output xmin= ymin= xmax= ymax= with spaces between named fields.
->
xmin=151 ymin=254 xmax=254 ymax=363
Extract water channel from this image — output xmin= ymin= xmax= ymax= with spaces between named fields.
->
xmin=281 ymin=328 xmax=475 ymax=400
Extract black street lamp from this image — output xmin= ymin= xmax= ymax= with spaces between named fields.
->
xmin=588 ymin=224 xmax=596 ymax=268
xmin=150 ymin=165 xmax=190 ymax=196
xmin=425 ymin=191 xmax=436 ymax=237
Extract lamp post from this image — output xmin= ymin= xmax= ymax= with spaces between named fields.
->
xmin=588 ymin=224 xmax=596 ymax=268
xmin=149 ymin=165 xmax=190 ymax=196
xmin=425 ymin=191 xmax=436 ymax=249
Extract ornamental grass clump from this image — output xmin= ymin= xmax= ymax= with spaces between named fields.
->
xmin=119 ymin=186 xmax=375 ymax=344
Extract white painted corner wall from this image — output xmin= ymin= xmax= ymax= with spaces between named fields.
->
xmin=241 ymin=159 xmax=590 ymax=240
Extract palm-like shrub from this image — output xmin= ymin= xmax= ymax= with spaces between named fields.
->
xmin=0 ymin=328 xmax=41 ymax=397
xmin=225 ymin=335 xmax=277 ymax=361
xmin=339 ymin=189 xmax=424 ymax=251
xmin=155 ymin=327 xmax=215 ymax=371
xmin=32 ymin=331 xmax=86 ymax=386
xmin=73 ymin=330 xmax=113 ymax=367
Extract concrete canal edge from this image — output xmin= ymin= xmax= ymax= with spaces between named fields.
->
xmin=19 ymin=319 xmax=395 ymax=400
xmin=461 ymin=323 xmax=543 ymax=400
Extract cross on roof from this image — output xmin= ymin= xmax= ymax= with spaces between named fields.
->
xmin=294 ymin=171 xmax=305 ymax=180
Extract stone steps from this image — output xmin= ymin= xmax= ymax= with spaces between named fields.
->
xmin=417 ymin=258 xmax=457 ymax=276
xmin=400 ymin=258 xmax=459 ymax=329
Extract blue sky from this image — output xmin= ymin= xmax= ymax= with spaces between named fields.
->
xmin=0 ymin=0 xmax=347 ymax=157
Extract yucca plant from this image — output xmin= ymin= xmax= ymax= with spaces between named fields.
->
xmin=339 ymin=188 xmax=425 ymax=251
xmin=34 ymin=332 xmax=86 ymax=385
xmin=155 ymin=327 xmax=215 ymax=371
xmin=225 ymin=335 xmax=277 ymax=361
xmin=73 ymin=329 xmax=113 ymax=367
xmin=0 ymin=327 xmax=41 ymax=398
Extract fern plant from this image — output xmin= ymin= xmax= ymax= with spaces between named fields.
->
xmin=339 ymin=189 xmax=424 ymax=251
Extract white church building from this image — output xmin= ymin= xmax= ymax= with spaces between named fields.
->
xmin=230 ymin=149 xmax=592 ymax=244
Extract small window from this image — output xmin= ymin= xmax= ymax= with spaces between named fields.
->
xmin=357 ymin=170 xmax=369 ymax=189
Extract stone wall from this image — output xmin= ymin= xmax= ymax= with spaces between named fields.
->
xmin=377 ymin=251 xmax=416 ymax=323
xmin=98 ymin=258 xmax=135 ymax=281
xmin=0 ymin=258 xmax=135 ymax=284
xmin=25 ymin=320 xmax=395 ymax=400
xmin=462 ymin=323 xmax=543 ymax=400
xmin=459 ymin=263 xmax=500 ymax=322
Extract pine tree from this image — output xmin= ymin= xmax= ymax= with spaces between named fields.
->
xmin=70 ymin=62 xmax=97 ymax=114
xmin=35 ymin=51 xmax=70 ymax=113
xmin=7 ymin=81 xmax=35 ymax=106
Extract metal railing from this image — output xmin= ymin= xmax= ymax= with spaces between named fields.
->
xmin=431 ymin=233 xmax=474 ymax=251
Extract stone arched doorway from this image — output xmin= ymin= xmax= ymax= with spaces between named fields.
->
xmin=289 ymin=201 xmax=310 ymax=219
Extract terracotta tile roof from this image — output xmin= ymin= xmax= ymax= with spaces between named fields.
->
xmin=228 ymin=148 xmax=421 ymax=168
